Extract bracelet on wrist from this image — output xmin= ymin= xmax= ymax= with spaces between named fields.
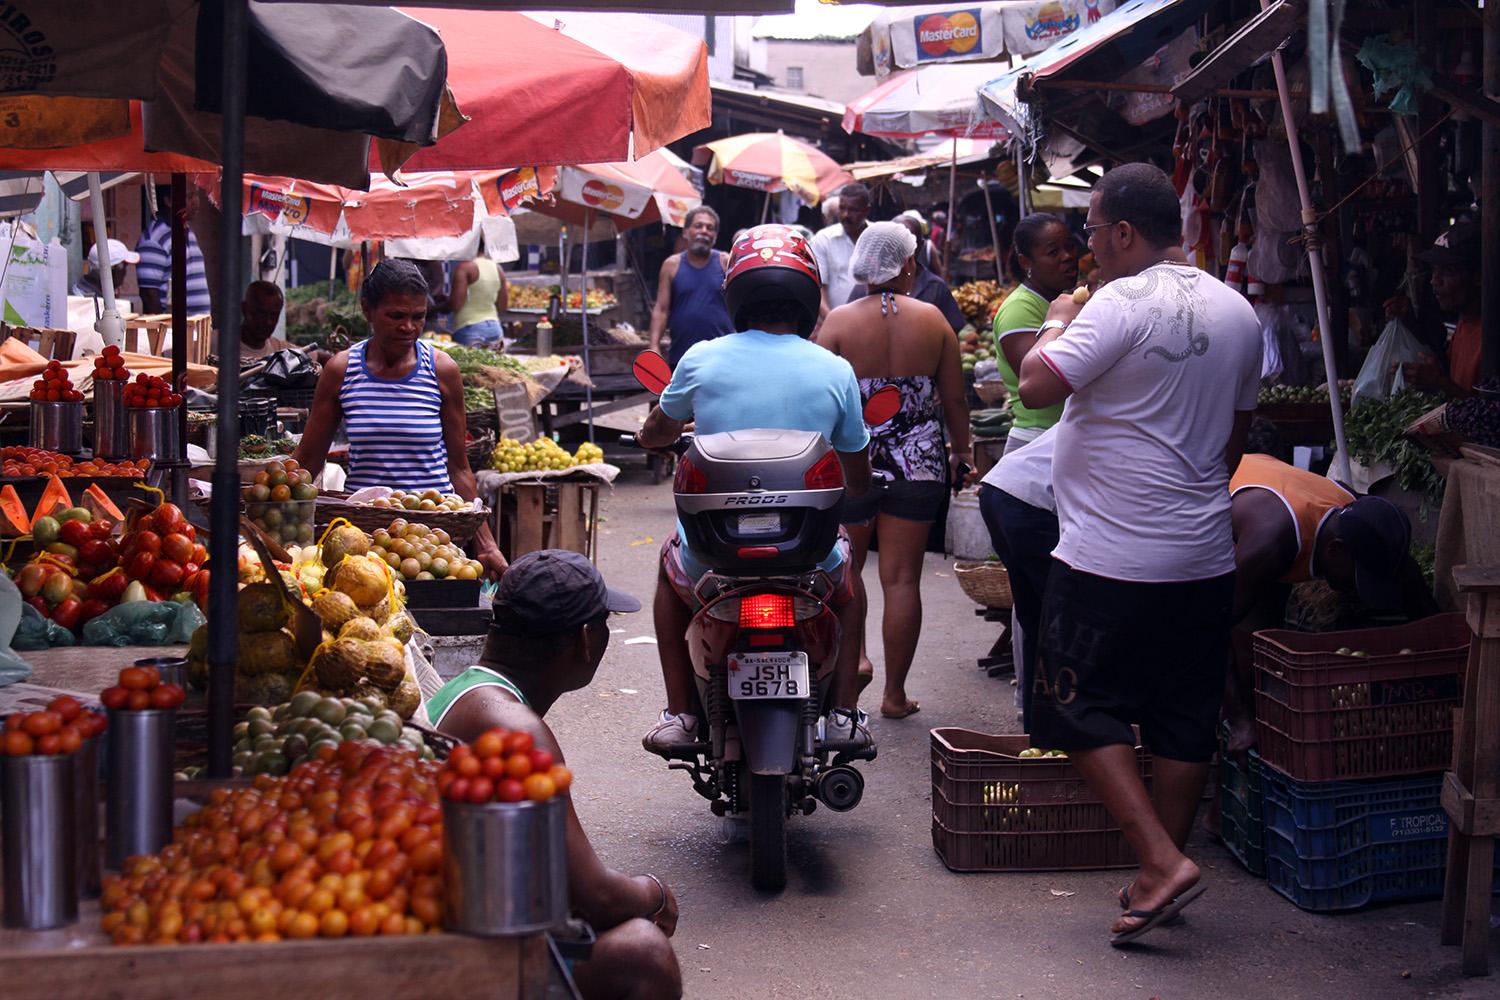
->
xmin=642 ymin=873 xmax=668 ymax=917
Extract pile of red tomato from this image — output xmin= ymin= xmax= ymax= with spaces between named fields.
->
xmin=2 ymin=695 xmax=108 ymax=757
xmin=123 ymin=373 xmax=183 ymax=409
xmin=437 ymin=727 xmax=572 ymax=805
xmin=30 ymin=360 xmax=84 ymax=403
xmin=0 ymin=447 xmax=148 ymax=479
xmin=119 ymin=501 xmax=209 ymax=605
xmin=100 ymin=743 xmax=444 ymax=945
xmin=91 ymin=344 xmax=131 ymax=382
xmin=100 ymin=664 xmax=186 ymax=713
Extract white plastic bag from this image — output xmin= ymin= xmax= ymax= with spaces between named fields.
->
xmin=1352 ymin=318 xmax=1426 ymax=409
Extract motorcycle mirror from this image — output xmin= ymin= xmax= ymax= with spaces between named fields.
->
xmin=863 ymin=385 xmax=900 ymax=426
xmin=632 ymin=350 xmax=672 ymax=395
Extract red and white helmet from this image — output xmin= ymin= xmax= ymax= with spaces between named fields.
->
xmin=723 ymin=224 xmax=822 ymax=337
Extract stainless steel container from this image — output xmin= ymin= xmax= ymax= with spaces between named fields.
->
xmin=442 ymin=796 xmax=568 ymax=935
xmin=105 ymin=708 xmax=176 ymax=869
xmin=73 ymin=736 xmax=102 ymax=898
xmin=133 ymin=656 xmax=188 ymax=690
xmin=29 ymin=400 xmax=84 ymax=454
xmin=92 ymin=379 xmax=129 ymax=459
xmin=2 ymin=753 xmax=78 ymax=929
xmin=535 ymin=320 xmax=554 ymax=359
xmin=127 ymin=406 xmax=182 ymax=462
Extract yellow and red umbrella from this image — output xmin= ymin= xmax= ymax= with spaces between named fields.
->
xmin=692 ymin=132 xmax=850 ymax=206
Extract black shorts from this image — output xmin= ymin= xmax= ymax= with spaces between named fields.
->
xmin=840 ymin=478 xmax=946 ymax=525
xmin=1030 ymin=561 xmax=1234 ymax=763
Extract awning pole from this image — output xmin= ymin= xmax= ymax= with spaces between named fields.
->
xmin=1264 ymin=0 xmax=1350 ymax=481
xmin=207 ymin=0 xmax=249 ymax=779
xmin=85 ymin=173 xmax=123 ymax=348
xmin=170 ymin=173 xmax=188 ymax=508
xmin=581 ymin=210 xmax=594 ymax=445
xmin=945 ymin=141 xmax=958 ymax=270
xmin=980 ymin=179 xmax=1004 ymax=286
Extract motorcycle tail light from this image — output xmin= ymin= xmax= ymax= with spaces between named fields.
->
xmin=739 ymin=593 xmax=795 ymax=629
xmin=674 ymin=454 xmax=707 ymax=494
xmin=803 ymin=450 xmax=844 ymax=490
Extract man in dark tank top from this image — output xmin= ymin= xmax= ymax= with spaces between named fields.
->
xmin=648 ymin=206 xmax=735 ymax=369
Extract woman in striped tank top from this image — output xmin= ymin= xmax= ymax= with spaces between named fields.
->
xmin=293 ymin=260 xmax=508 ymax=578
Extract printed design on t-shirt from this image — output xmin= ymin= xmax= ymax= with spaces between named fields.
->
xmin=1112 ymin=266 xmax=1210 ymax=364
xmin=859 ymin=376 xmax=945 ymax=482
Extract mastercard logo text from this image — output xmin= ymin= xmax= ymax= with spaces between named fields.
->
xmin=916 ymin=11 xmax=980 ymax=58
xmin=580 ymin=179 xmax=626 ymax=210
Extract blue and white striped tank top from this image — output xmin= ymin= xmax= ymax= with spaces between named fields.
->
xmin=340 ymin=339 xmax=453 ymax=492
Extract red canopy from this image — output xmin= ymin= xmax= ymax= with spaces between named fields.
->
xmin=394 ymin=8 xmax=711 ymax=172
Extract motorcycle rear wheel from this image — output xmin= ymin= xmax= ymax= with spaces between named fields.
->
xmin=746 ymin=770 xmax=787 ymax=891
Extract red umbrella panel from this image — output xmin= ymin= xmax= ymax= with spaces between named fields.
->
xmin=394 ymin=8 xmax=711 ymax=173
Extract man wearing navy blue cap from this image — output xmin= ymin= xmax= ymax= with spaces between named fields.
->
xmin=427 ymin=551 xmax=682 ymax=1000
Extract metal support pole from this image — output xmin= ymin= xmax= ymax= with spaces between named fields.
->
xmin=1263 ymin=0 xmax=1350 ymax=480
xmin=85 ymin=173 xmax=122 ymax=348
xmin=945 ymin=141 xmax=958 ymax=270
xmin=1482 ymin=0 xmax=1499 ymax=379
xmin=170 ymin=174 xmax=189 ymax=508
xmin=207 ymin=0 xmax=249 ymax=779
xmin=581 ymin=209 xmax=594 ymax=445
xmin=981 ymin=179 xmax=1004 ymax=286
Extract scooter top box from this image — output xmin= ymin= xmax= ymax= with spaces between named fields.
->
xmin=674 ymin=429 xmax=845 ymax=575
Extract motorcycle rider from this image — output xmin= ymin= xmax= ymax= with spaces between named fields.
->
xmin=638 ymin=224 xmax=875 ymax=751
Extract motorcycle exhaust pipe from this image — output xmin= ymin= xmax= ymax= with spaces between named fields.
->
xmin=813 ymin=766 xmax=864 ymax=812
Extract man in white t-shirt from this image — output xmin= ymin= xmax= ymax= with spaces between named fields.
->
xmin=808 ymin=182 xmax=870 ymax=318
xmin=1017 ymin=163 xmax=1262 ymax=947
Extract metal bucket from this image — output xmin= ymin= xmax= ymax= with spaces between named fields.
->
xmin=73 ymin=736 xmax=102 ymax=898
xmin=2 ymin=753 xmax=78 ymax=929
xmin=29 ymin=400 xmax=84 ymax=454
xmin=93 ymin=379 xmax=129 ymax=459
xmin=134 ymin=656 xmax=188 ymax=690
xmin=105 ymin=708 xmax=176 ymax=869
xmin=127 ymin=406 xmax=182 ymax=462
xmin=442 ymin=796 xmax=568 ymax=935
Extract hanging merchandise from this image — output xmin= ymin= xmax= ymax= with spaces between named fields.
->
xmin=1350 ymin=319 xmax=1427 ymax=410
xmin=0 ymin=226 xmax=68 ymax=329
xmin=1306 ymin=0 xmax=1361 ymax=151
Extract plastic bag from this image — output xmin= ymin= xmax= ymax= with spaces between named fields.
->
xmin=1352 ymin=319 xmax=1426 ymax=409
xmin=81 ymin=599 xmax=207 ymax=648
xmin=11 ymin=604 xmax=77 ymax=650
xmin=244 ymin=348 xmax=319 ymax=390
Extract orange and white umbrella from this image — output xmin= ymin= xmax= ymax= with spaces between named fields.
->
xmin=494 ymin=149 xmax=701 ymax=233
xmin=692 ymin=132 xmax=850 ymax=206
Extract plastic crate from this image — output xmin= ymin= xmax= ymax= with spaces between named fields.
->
xmin=1259 ymin=763 xmax=1500 ymax=912
xmin=1218 ymin=726 xmax=1266 ymax=877
xmin=930 ymin=728 xmax=1150 ymax=872
xmin=1252 ymin=614 xmax=1470 ymax=782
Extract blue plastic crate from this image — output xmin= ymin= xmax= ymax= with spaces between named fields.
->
xmin=1219 ymin=740 xmax=1266 ymax=877
xmin=1259 ymin=764 xmax=1500 ymax=911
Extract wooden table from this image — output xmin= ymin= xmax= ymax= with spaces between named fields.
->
xmin=0 ymin=900 xmax=551 ymax=999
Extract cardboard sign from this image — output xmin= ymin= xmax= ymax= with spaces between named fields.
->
xmin=492 ymin=382 xmax=538 ymax=445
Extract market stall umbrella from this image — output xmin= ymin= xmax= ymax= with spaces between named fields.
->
xmin=230 ymin=170 xmax=495 ymax=244
xmin=693 ymin=132 xmax=851 ymax=210
xmin=391 ymin=7 xmax=711 ymax=173
xmin=1 ymin=3 xmax=458 ymax=188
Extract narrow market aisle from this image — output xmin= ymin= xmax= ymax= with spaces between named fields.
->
xmin=556 ymin=477 xmax=1497 ymax=1000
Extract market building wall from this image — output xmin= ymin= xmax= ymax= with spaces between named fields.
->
xmin=762 ymin=39 xmax=865 ymax=104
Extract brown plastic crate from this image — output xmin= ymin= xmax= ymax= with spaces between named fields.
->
xmin=1252 ymin=613 xmax=1470 ymax=782
xmin=930 ymin=728 xmax=1149 ymax=872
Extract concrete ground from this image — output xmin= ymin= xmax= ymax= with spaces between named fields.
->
xmin=548 ymin=470 xmax=1497 ymax=1000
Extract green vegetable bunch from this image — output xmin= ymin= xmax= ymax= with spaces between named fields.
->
xmin=1345 ymin=390 xmax=1445 ymax=505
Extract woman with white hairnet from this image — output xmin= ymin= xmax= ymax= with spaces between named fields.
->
xmin=815 ymin=221 xmax=972 ymax=720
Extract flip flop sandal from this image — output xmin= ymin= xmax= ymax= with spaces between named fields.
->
xmin=879 ymin=701 xmax=920 ymax=720
xmin=1119 ymin=884 xmax=1186 ymax=925
xmin=1110 ymin=883 xmax=1206 ymax=947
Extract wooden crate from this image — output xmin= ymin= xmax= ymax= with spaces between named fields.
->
xmin=497 ymin=479 xmax=600 ymax=562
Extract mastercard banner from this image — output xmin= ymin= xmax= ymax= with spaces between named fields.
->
xmin=912 ymin=9 xmax=985 ymax=63
xmin=558 ymin=168 xmax=653 ymax=220
xmin=872 ymin=0 xmax=1114 ymax=74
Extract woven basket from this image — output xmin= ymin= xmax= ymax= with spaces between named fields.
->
xmin=466 ymin=428 xmax=496 ymax=472
xmin=465 ymin=408 xmax=497 ymax=434
xmin=954 ymin=560 xmax=1013 ymax=609
xmin=315 ymin=493 xmax=492 ymax=544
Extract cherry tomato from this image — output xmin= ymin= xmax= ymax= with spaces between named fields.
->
xmin=494 ymin=778 xmax=526 ymax=803
xmin=57 ymin=725 xmax=82 ymax=754
xmin=119 ymin=667 xmax=153 ymax=690
xmin=522 ymin=773 xmax=557 ymax=802
xmin=473 ymin=730 xmax=505 ymax=759
xmin=549 ymin=766 xmax=573 ymax=793
xmin=502 ymin=731 xmax=534 ymax=756
xmin=2 ymin=730 xmax=34 ymax=756
xmin=503 ymin=753 xmax=533 ymax=780
xmin=150 ymin=684 xmax=186 ymax=709
xmin=100 ymin=686 xmax=130 ymax=710
xmin=445 ymin=777 xmax=470 ymax=802
xmin=528 ymin=749 xmax=555 ymax=773
xmin=126 ymin=689 xmax=151 ymax=711
xmin=21 ymin=711 xmax=61 ymax=737
xmin=46 ymin=695 xmax=83 ymax=723
xmin=35 ymin=733 xmax=62 ymax=755
xmin=467 ymin=776 xmax=494 ymax=804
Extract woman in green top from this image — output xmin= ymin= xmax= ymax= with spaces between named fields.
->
xmin=447 ymin=255 xmax=509 ymax=346
xmin=992 ymin=213 xmax=1080 ymax=453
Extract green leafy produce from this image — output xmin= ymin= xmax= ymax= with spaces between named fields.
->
xmin=1258 ymin=380 xmax=1354 ymax=405
xmin=463 ymin=385 xmax=493 ymax=412
xmin=1410 ymin=541 xmax=1436 ymax=593
xmin=436 ymin=345 xmax=529 ymax=378
xmin=1345 ymin=390 xmax=1445 ymax=505
xmin=284 ymin=283 xmax=369 ymax=345
xmin=239 ymin=434 xmax=297 ymax=460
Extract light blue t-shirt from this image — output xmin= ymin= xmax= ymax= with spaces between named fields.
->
xmin=660 ymin=330 xmax=870 ymax=579
xmin=660 ymin=330 xmax=871 ymax=454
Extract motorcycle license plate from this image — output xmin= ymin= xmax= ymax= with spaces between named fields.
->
xmin=737 ymin=513 xmax=782 ymax=536
xmin=727 ymin=651 xmax=810 ymax=700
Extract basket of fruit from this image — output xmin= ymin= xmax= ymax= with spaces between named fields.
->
xmin=242 ymin=458 xmax=320 ymax=548
xmin=466 ymin=427 xmax=497 ymax=473
xmin=370 ymin=518 xmax=487 ymax=607
xmin=953 ymin=560 xmax=1012 ymax=609
xmin=316 ymin=488 xmax=491 ymax=544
